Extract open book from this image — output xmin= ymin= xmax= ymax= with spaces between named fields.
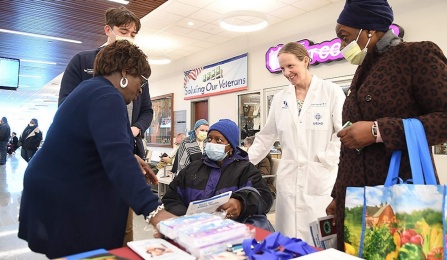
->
xmin=127 ymin=238 xmax=195 ymax=260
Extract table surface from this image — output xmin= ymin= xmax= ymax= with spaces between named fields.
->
xmin=109 ymin=225 xmax=271 ymax=259
xmin=157 ymin=175 xmax=173 ymax=185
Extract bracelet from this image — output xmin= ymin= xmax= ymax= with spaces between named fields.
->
xmin=146 ymin=204 xmax=164 ymax=224
xmin=371 ymin=121 xmax=378 ymax=138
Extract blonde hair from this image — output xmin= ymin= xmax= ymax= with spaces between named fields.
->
xmin=278 ymin=42 xmax=311 ymax=68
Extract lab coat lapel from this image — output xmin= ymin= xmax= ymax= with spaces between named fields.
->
xmin=284 ymin=85 xmax=299 ymax=130
xmin=300 ymin=75 xmax=318 ymax=117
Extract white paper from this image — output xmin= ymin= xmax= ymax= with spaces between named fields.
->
xmin=127 ymin=238 xmax=195 ymax=260
xmin=185 ymin=191 xmax=232 ymax=215
xmin=294 ymin=248 xmax=364 ymax=259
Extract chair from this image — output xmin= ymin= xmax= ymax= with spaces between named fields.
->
xmin=144 ymin=149 xmax=153 ymax=163
xmin=263 ymin=158 xmax=279 ymax=213
xmin=262 ymin=157 xmax=279 ymax=185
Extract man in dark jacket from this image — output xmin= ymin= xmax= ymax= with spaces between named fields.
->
xmin=58 ymin=6 xmax=154 ymax=245
xmin=19 ymin=118 xmax=42 ymax=163
xmin=0 ymin=117 xmax=11 ymax=165
xmin=59 ymin=6 xmax=153 ymax=159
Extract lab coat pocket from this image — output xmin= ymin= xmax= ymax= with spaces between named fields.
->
xmin=306 ymin=161 xmax=336 ymax=196
xmin=275 ymin=159 xmax=297 ymax=195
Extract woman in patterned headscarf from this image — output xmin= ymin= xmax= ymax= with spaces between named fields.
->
xmin=175 ymin=119 xmax=209 ymax=174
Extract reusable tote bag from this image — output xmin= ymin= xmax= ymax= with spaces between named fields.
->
xmin=344 ymin=119 xmax=446 ymax=260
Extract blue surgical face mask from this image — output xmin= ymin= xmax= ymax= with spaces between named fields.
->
xmin=205 ymin=142 xmax=230 ymax=161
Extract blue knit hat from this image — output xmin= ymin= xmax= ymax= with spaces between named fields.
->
xmin=209 ymin=119 xmax=239 ymax=151
xmin=188 ymin=119 xmax=209 ymax=140
xmin=337 ymin=0 xmax=394 ymax=32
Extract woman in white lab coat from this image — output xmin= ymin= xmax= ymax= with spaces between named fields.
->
xmin=248 ymin=42 xmax=345 ymax=244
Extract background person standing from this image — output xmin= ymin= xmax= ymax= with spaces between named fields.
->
xmin=0 ymin=117 xmax=11 ymax=165
xmin=19 ymin=118 xmax=42 ymax=163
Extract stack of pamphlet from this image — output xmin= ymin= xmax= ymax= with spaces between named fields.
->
xmin=158 ymin=212 xmax=222 ymax=240
xmin=159 ymin=213 xmax=253 ymax=259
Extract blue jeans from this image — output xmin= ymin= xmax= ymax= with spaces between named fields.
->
xmin=0 ymin=141 xmax=7 ymax=164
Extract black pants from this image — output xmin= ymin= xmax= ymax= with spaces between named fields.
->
xmin=21 ymin=148 xmax=37 ymax=162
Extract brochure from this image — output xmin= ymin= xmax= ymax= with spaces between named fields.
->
xmin=309 ymin=215 xmax=337 ymax=249
xmin=127 ymin=238 xmax=195 ymax=260
xmin=185 ymin=191 xmax=232 ymax=215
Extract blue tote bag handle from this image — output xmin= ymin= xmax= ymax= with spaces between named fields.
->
xmin=385 ymin=119 xmax=437 ymax=187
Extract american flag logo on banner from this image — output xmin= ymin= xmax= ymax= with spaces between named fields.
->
xmin=184 ymin=67 xmax=203 ymax=86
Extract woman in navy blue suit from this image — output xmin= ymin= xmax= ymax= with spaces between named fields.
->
xmin=18 ymin=40 xmax=175 ymax=259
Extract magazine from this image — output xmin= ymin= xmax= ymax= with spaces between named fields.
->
xmin=127 ymin=238 xmax=195 ymax=260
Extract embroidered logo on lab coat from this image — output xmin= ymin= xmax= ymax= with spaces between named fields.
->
xmin=282 ymin=101 xmax=288 ymax=109
xmin=313 ymin=113 xmax=323 ymax=125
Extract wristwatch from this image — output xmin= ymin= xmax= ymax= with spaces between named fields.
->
xmin=371 ymin=121 xmax=378 ymax=138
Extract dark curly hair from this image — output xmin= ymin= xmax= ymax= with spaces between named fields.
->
xmin=94 ymin=40 xmax=151 ymax=79
xmin=105 ymin=6 xmax=141 ymax=33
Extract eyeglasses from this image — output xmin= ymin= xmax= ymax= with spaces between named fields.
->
xmin=140 ymin=75 xmax=148 ymax=89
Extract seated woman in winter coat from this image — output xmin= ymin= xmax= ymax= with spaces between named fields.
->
xmin=162 ymin=119 xmax=273 ymax=222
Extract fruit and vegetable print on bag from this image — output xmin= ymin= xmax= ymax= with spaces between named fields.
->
xmin=344 ymin=119 xmax=446 ymax=260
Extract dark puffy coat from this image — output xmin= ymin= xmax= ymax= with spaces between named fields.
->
xmin=162 ymin=148 xmax=273 ymax=220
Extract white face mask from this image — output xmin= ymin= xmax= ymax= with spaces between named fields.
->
xmin=196 ymin=131 xmax=207 ymax=141
xmin=110 ymin=28 xmax=134 ymax=44
xmin=340 ymin=29 xmax=371 ymax=65
xmin=205 ymin=143 xmax=229 ymax=161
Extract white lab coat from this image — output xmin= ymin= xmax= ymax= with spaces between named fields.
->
xmin=248 ymin=75 xmax=345 ymax=244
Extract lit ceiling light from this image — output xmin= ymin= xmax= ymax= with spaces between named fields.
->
xmin=107 ymin=0 xmax=129 ymax=4
xmin=188 ymin=21 xmax=194 ymax=26
xmin=21 ymin=59 xmax=57 ymax=65
xmin=0 ymin=28 xmax=82 ymax=44
xmin=220 ymin=10 xmax=268 ymax=33
xmin=148 ymin=58 xmax=171 ymax=65
xmin=148 ymin=51 xmax=171 ymax=65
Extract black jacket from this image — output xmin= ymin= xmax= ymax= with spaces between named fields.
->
xmin=162 ymin=148 xmax=273 ymax=220
xmin=0 ymin=122 xmax=10 ymax=142
xmin=20 ymin=125 xmax=42 ymax=150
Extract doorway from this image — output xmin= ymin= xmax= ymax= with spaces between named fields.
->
xmin=191 ymin=100 xmax=208 ymax=128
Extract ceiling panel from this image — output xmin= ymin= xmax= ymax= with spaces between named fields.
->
xmin=0 ymin=0 xmax=342 ymax=126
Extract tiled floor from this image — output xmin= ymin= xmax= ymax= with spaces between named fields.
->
xmin=0 ymin=149 xmax=276 ymax=259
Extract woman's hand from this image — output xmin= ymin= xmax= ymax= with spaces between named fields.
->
xmin=135 ymin=155 xmax=158 ymax=185
xmin=150 ymin=210 xmax=177 ymax=238
xmin=217 ymin=198 xmax=243 ymax=219
xmin=337 ymin=121 xmax=376 ymax=150
xmin=326 ymin=198 xmax=336 ymax=225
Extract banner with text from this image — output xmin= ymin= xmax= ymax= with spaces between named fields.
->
xmin=183 ymin=53 xmax=248 ymax=100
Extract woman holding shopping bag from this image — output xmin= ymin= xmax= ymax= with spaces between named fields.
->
xmin=326 ymin=0 xmax=447 ymax=251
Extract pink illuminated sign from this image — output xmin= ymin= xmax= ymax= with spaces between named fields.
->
xmin=266 ymin=24 xmax=403 ymax=73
